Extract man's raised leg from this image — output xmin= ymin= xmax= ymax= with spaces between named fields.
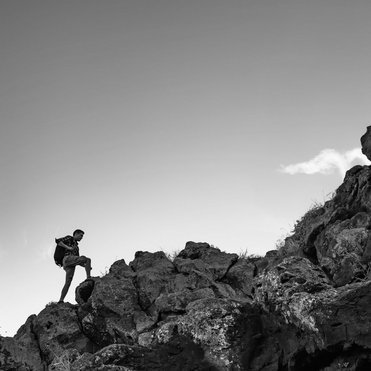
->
xmin=84 ymin=257 xmax=92 ymax=278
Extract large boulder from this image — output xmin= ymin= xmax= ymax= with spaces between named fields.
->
xmin=252 ymin=256 xmax=371 ymax=369
xmin=332 ymin=165 xmax=371 ymax=215
xmin=152 ymin=298 xmax=248 ymax=369
xmin=32 ymin=303 xmax=96 ymax=364
xmin=129 ymin=251 xmax=176 ymax=311
xmin=279 ymin=164 xmax=371 ymax=285
xmin=315 ymin=213 xmax=369 ymax=286
xmin=222 ymin=258 xmax=256 ymax=297
xmin=254 ymin=256 xmax=332 ymax=332
xmin=70 ymin=339 xmax=217 ymax=371
xmin=154 ymin=287 xmax=215 ymax=315
xmin=76 ymin=263 xmax=155 ymax=347
xmin=77 ymin=277 xmax=142 ymax=346
xmin=361 ymin=125 xmax=371 ymax=161
xmin=177 ymin=242 xmax=238 ymax=280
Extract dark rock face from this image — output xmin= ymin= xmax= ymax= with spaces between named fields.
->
xmin=32 ymin=302 xmax=96 ymax=364
xmin=361 ymin=125 xmax=371 ymax=161
xmin=178 ymin=241 xmax=238 ymax=280
xmin=0 ymin=315 xmax=42 ymax=370
xmin=3 ymin=129 xmax=371 ymax=370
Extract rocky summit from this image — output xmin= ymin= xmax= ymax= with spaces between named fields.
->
xmin=3 ymin=128 xmax=371 ymax=371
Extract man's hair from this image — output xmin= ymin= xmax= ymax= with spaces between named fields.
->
xmin=73 ymin=229 xmax=85 ymax=236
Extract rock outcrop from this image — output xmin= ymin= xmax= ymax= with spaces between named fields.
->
xmin=361 ymin=126 xmax=371 ymax=161
xmin=2 ymin=127 xmax=371 ymax=370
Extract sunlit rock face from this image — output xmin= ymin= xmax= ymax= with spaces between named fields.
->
xmin=3 ymin=130 xmax=371 ymax=370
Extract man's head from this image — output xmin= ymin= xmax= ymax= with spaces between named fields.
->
xmin=73 ymin=229 xmax=85 ymax=241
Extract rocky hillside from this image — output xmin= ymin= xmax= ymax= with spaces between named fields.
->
xmin=3 ymin=128 xmax=371 ymax=370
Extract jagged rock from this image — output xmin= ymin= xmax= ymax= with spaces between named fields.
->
xmin=108 ymin=259 xmax=136 ymax=279
xmin=75 ymin=277 xmax=96 ymax=305
xmin=315 ymin=214 xmax=369 ymax=286
xmin=254 ymin=256 xmax=332 ymax=332
xmin=151 ymin=297 xmax=304 ymax=371
xmin=178 ymin=241 xmax=238 ymax=280
xmin=0 ymin=315 xmax=43 ymax=370
xmin=153 ymin=298 xmax=245 ymax=369
xmin=223 ymin=258 xmax=256 ymax=296
xmin=72 ymin=344 xmax=139 ymax=370
xmin=76 ymin=275 xmax=152 ymax=347
xmin=129 ymin=251 xmax=173 ymax=273
xmin=71 ymin=340 xmax=217 ymax=371
xmin=251 ymin=255 xmax=371 ymax=369
xmin=332 ymin=165 xmax=371 ymax=214
xmin=180 ymin=268 xmax=214 ymax=290
xmin=279 ymin=164 xmax=371 ymax=285
xmin=154 ymin=287 xmax=215 ymax=316
xmin=362 ymin=231 xmax=371 ymax=264
xmin=361 ymin=125 xmax=371 ymax=161
xmin=173 ymin=256 xmax=213 ymax=277
xmin=4 ymin=235 xmax=371 ymax=370
xmin=129 ymin=251 xmax=175 ymax=311
xmin=32 ymin=302 xmax=95 ymax=364
xmin=316 ymin=281 xmax=371 ymax=347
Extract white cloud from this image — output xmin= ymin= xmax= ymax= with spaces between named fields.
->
xmin=280 ymin=148 xmax=370 ymax=177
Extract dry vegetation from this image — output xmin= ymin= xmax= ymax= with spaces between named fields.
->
xmin=276 ymin=201 xmax=326 ymax=257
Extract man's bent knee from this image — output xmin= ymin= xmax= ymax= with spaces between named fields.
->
xmin=82 ymin=256 xmax=91 ymax=267
xmin=79 ymin=255 xmax=90 ymax=263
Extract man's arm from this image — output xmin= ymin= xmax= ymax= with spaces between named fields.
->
xmin=57 ymin=241 xmax=74 ymax=251
xmin=55 ymin=236 xmax=74 ymax=251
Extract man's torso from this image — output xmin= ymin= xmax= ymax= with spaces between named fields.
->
xmin=55 ymin=235 xmax=80 ymax=256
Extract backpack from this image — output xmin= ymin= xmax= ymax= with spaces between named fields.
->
xmin=54 ymin=245 xmax=66 ymax=267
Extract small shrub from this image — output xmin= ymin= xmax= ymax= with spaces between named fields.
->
xmin=238 ymin=248 xmax=249 ymax=260
xmin=276 ymin=201 xmax=326 ymax=257
xmin=100 ymin=266 xmax=110 ymax=276
xmin=237 ymin=249 xmax=262 ymax=262
xmin=49 ymin=351 xmax=71 ymax=371
xmin=164 ymin=249 xmax=181 ymax=261
xmin=292 ymin=201 xmax=324 ymax=240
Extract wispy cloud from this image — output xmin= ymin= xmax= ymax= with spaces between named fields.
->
xmin=38 ymin=227 xmax=61 ymax=261
xmin=40 ymin=244 xmax=54 ymax=261
xmin=280 ymin=148 xmax=370 ymax=177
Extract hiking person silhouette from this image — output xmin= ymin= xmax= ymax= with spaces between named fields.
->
xmin=56 ymin=229 xmax=92 ymax=303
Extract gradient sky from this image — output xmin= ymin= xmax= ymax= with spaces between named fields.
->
xmin=1 ymin=0 xmax=371 ymax=336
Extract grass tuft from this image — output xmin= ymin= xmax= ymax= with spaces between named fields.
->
xmin=276 ymin=200 xmax=326 ymax=257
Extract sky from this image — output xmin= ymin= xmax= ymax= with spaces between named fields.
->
xmin=1 ymin=0 xmax=371 ymax=336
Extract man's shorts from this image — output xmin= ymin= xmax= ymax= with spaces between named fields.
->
xmin=63 ymin=255 xmax=89 ymax=270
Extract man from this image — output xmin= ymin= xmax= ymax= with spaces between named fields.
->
xmin=56 ymin=229 xmax=92 ymax=303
